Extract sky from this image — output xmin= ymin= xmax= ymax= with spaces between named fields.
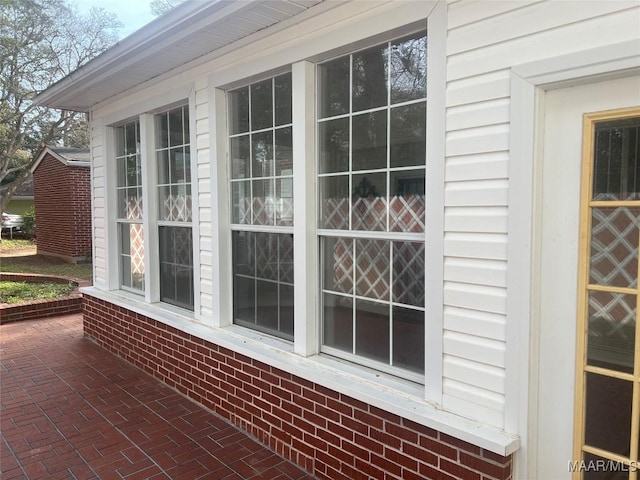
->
xmin=74 ymin=0 xmax=157 ymax=39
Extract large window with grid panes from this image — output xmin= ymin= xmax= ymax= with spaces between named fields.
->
xmin=228 ymin=73 xmax=294 ymax=340
xmin=318 ymin=32 xmax=427 ymax=381
xmin=114 ymin=104 xmax=194 ymax=311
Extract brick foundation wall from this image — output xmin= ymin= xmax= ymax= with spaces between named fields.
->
xmin=0 ymin=273 xmax=86 ymax=324
xmin=33 ymin=155 xmax=91 ymax=261
xmin=83 ymin=295 xmax=513 ymax=480
xmin=0 ymin=296 xmax=83 ymax=324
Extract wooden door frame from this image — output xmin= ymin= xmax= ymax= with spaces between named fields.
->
xmin=572 ymin=107 xmax=640 ymax=479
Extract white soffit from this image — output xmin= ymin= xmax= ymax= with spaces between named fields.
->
xmin=34 ymin=0 xmax=326 ymax=111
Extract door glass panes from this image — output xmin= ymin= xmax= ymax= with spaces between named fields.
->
xmin=318 ymin=32 xmax=426 ymax=379
xmin=582 ymin=452 xmax=630 ymax=480
xmin=593 ymin=118 xmax=640 ymax=201
xmin=589 ymin=207 xmax=639 ymax=289
xmin=587 ymin=291 xmax=636 ymax=373
xmin=577 ymin=113 xmax=640 ymax=476
xmin=584 ymin=372 xmax=633 ymax=456
xmin=228 ymin=73 xmax=294 ymax=340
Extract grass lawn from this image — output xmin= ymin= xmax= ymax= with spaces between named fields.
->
xmin=0 ymin=239 xmax=35 ymax=252
xmin=0 ymin=281 xmax=77 ymax=304
xmin=0 ymin=241 xmax=92 ymax=282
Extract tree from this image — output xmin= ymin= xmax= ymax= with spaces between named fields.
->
xmin=150 ymin=0 xmax=183 ymax=16
xmin=0 ymin=0 xmax=121 ymax=211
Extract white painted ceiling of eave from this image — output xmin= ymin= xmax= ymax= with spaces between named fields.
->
xmin=51 ymin=0 xmax=325 ymax=111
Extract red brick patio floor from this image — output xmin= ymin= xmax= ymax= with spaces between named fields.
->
xmin=0 ymin=313 xmax=316 ymax=480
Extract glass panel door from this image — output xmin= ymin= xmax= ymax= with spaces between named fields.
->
xmin=574 ymin=109 xmax=640 ymax=479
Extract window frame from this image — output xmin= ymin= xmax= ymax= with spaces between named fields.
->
xmin=227 ymin=72 xmax=296 ymax=341
xmin=154 ymin=105 xmax=195 ymax=311
xmin=114 ymin=119 xmax=145 ymax=295
xmin=572 ymin=107 xmax=640 ymax=478
xmin=212 ymin=20 xmax=442 ymax=387
xmin=107 ymin=96 xmax=198 ymax=316
xmin=316 ymin=31 xmax=428 ymax=384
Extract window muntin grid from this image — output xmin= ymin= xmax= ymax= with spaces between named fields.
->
xmin=317 ymin=32 xmax=427 ymax=380
xmin=115 ymin=120 xmax=145 ymax=292
xmin=155 ymin=105 xmax=192 ymax=223
xmin=154 ymin=105 xmax=194 ymax=310
xmin=228 ymin=73 xmax=295 ymax=341
xmin=574 ymin=111 xmax=640 ymax=479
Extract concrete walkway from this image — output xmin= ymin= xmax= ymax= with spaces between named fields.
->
xmin=0 ymin=314 xmax=315 ymax=480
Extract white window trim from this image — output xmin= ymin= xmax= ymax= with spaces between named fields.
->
xmin=208 ymin=3 xmax=447 ymax=397
xmin=210 ymin=4 xmax=444 ymax=382
xmin=292 ymin=60 xmax=318 ymax=357
xmin=103 ymin=86 xmax=200 ymax=317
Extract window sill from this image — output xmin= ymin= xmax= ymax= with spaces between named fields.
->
xmin=81 ymin=286 xmax=519 ymax=456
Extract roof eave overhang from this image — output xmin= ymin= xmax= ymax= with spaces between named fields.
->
xmin=33 ymin=0 xmax=332 ymax=112
xmin=31 ymin=147 xmax=90 ymax=172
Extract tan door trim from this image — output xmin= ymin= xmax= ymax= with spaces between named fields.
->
xmin=573 ymin=106 xmax=640 ymax=479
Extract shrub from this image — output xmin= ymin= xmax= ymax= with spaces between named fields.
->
xmin=22 ymin=207 xmax=36 ymax=237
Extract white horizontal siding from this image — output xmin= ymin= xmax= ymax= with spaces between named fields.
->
xmin=443 ymin=331 xmax=506 ymax=368
xmin=446 ymin=98 xmax=510 ymax=131
xmin=444 ymin=379 xmax=505 ymax=413
xmin=443 ymin=390 xmax=504 ymax=428
xmin=448 ymin=8 xmax=639 ymax=81
xmin=444 ymin=355 xmax=505 ymax=394
xmin=446 ymin=152 xmax=509 ymax=182
xmin=196 ymin=133 xmax=210 ymax=150
xmin=444 ymin=305 xmax=506 ymax=342
xmin=444 ymin=206 xmax=508 ymax=233
xmin=445 ymin=179 xmax=508 ymax=206
xmin=444 ymin=232 xmax=507 ymax=261
xmin=91 ymin=120 xmax=107 ymax=289
xmin=443 ymin=0 xmax=640 ymax=432
xmin=446 ymin=124 xmax=510 ymax=156
xmin=444 ymin=282 xmax=507 ymax=315
xmin=194 ymin=81 xmax=212 ymax=316
xmin=446 ymin=70 xmax=510 ymax=107
xmin=448 ymin=0 xmax=637 ymax=55
xmin=447 ymin=0 xmax=542 ymax=30
xmin=444 ymin=258 xmax=507 ymax=288
xmin=197 ymin=162 xmax=212 ymax=181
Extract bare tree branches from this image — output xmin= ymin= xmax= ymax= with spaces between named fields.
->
xmin=0 ymin=0 xmax=121 ymax=211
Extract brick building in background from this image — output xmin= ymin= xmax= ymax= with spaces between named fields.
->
xmin=32 ymin=147 xmax=91 ymax=263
